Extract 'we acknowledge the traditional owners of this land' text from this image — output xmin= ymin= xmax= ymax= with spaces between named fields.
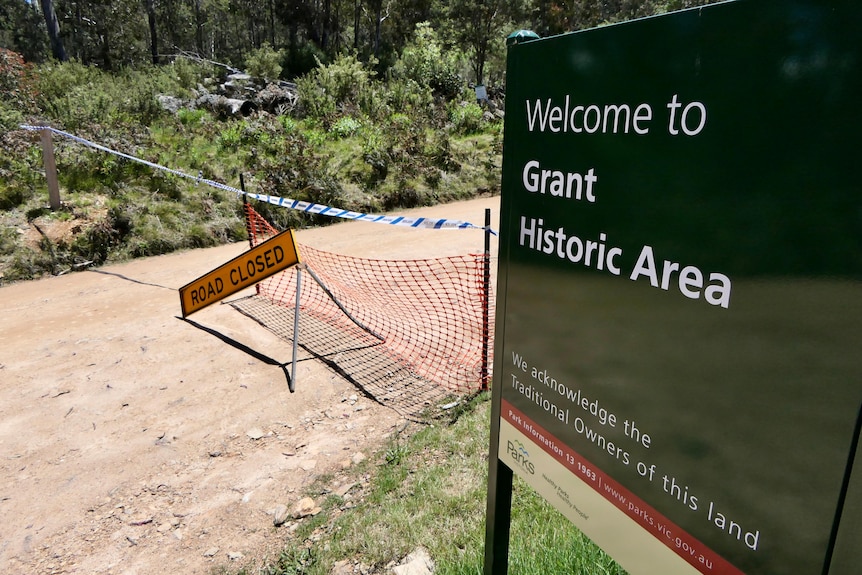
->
xmin=508 ymin=351 xmax=762 ymax=552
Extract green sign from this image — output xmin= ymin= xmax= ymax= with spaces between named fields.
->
xmin=487 ymin=1 xmax=862 ymax=574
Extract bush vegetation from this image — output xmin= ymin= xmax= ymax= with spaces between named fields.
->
xmin=0 ymin=24 xmax=502 ymax=283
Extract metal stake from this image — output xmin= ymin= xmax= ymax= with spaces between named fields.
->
xmin=289 ymin=265 xmax=302 ymax=392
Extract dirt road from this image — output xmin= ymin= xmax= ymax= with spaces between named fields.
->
xmin=0 ymin=196 xmax=499 ymax=575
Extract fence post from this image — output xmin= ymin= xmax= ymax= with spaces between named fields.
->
xmin=289 ymin=264 xmax=303 ymax=393
xmin=39 ymin=128 xmax=61 ymax=211
xmin=481 ymin=208 xmax=492 ymax=391
xmin=240 ymin=174 xmax=264 ymax=298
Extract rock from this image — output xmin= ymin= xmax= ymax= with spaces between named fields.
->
xmin=351 ymin=452 xmax=367 ymax=465
xmin=331 ymin=559 xmax=354 ymax=575
xmin=157 ymin=95 xmax=185 ymax=114
xmin=273 ymin=504 xmax=289 ymax=526
xmin=293 ymin=497 xmax=321 ymax=518
xmin=228 ymin=551 xmax=244 ymax=561
xmin=203 ymin=547 xmax=219 ymax=557
xmin=392 ymin=548 xmax=434 ymax=575
xmin=226 ymin=72 xmax=252 ymax=83
xmin=246 ymin=427 xmax=265 ymax=440
xmin=300 ymin=460 xmax=318 ymax=471
xmin=334 ymin=482 xmax=356 ymax=497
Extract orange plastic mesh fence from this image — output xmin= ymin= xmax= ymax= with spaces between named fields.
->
xmin=242 ymin=203 xmax=494 ymax=393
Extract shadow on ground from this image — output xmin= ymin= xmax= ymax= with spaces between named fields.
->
xmin=231 ymin=295 xmax=452 ymax=420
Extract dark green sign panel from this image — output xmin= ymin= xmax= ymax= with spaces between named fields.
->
xmin=490 ymin=1 xmax=862 ymax=574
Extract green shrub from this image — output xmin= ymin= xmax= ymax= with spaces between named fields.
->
xmin=36 ymin=60 xmax=101 ymax=118
xmin=35 ymin=61 xmax=175 ymax=130
xmin=0 ymin=225 xmax=19 ymax=256
xmin=0 ymin=49 xmax=38 ymax=114
xmin=393 ymin=23 xmax=466 ymax=99
xmin=296 ymin=54 xmax=379 ymax=119
xmin=0 ymin=103 xmax=24 ymax=132
xmin=245 ymin=43 xmax=284 ymax=81
xmin=279 ymin=116 xmax=298 ymax=133
xmin=218 ymin=122 xmax=244 ymax=150
xmin=385 ymin=77 xmax=433 ymax=117
xmin=361 ymin=126 xmax=390 ymax=184
xmin=331 ymin=116 xmax=362 ymax=138
xmin=177 ymin=108 xmax=209 ymax=126
xmin=5 ymin=248 xmax=57 ymax=280
xmin=449 ymin=101 xmax=484 ymax=134
xmin=285 ymin=43 xmax=328 ymax=78
xmin=0 ymin=181 xmax=27 ymax=209
xmin=172 ymin=57 xmax=212 ymax=94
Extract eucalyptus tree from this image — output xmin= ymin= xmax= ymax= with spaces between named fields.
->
xmin=448 ymin=0 xmax=526 ymax=86
xmin=0 ymin=0 xmax=48 ymax=61
xmin=41 ymin=0 xmax=67 ymax=61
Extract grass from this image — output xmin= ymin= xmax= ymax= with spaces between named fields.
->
xmin=0 ymin=56 xmax=508 ymax=284
xmin=225 ymin=393 xmax=626 ymax=575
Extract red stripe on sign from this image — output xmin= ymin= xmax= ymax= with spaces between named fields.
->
xmin=502 ymin=399 xmax=746 ymax=575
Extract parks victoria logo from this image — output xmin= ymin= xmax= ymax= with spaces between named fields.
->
xmin=506 ymin=439 xmax=535 ymax=474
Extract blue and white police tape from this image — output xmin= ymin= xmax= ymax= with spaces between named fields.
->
xmin=20 ymin=125 xmax=497 ymax=235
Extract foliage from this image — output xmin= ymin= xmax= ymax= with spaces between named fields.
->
xmin=283 ymin=42 xmax=328 ymax=78
xmin=449 ymin=101 xmax=485 ymax=134
xmin=245 ymin=43 xmax=285 ymax=81
xmin=447 ymin=0 xmax=525 ymax=85
xmin=170 ymin=57 xmax=216 ymax=95
xmin=330 ymin=116 xmax=362 ymax=139
xmin=0 ymin=0 xmax=48 ymax=61
xmin=177 ymin=108 xmax=210 ymax=126
xmin=392 ymin=22 xmax=465 ymax=99
xmin=34 ymin=61 xmax=180 ymax=130
xmin=0 ymin=49 xmax=38 ymax=115
xmin=296 ymin=54 xmax=380 ymax=120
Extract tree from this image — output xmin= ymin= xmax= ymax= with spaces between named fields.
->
xmin=41 ymin=0 xmax=67 ymax=61
xmin=0 ymin=0 xmax=48 ymax=61
xmin=145 ymin=0 xmax=158 ymax=64
xmin=448 ymin=0 xmax=523 ymax=86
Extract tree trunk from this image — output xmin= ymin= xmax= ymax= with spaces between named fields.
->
xmin=40 ymin=0 xmax=67 ymax=61
xmin=194 ymin=0 xmax=204 ymax=55
xmin=146 ymin=0 xmax=159 ymax=64
xmin=100 ymin=25 xmax=112 ymax=70
xmin=269 ymin=0 xmax=275 ymax=45
xmin=353 ymin=0 xmax=360 ymax=49
xmin=374 ymin=1 xmax=381 ymax=57
xmin=322 ymin=0 xmax=331 ymax=49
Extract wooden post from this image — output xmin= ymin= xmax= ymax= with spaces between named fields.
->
xmin=39 ymin=128 xmax=61 ymax=211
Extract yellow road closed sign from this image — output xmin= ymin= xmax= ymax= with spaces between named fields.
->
xmin=179 ymin=229 xmax=300 ymax=318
